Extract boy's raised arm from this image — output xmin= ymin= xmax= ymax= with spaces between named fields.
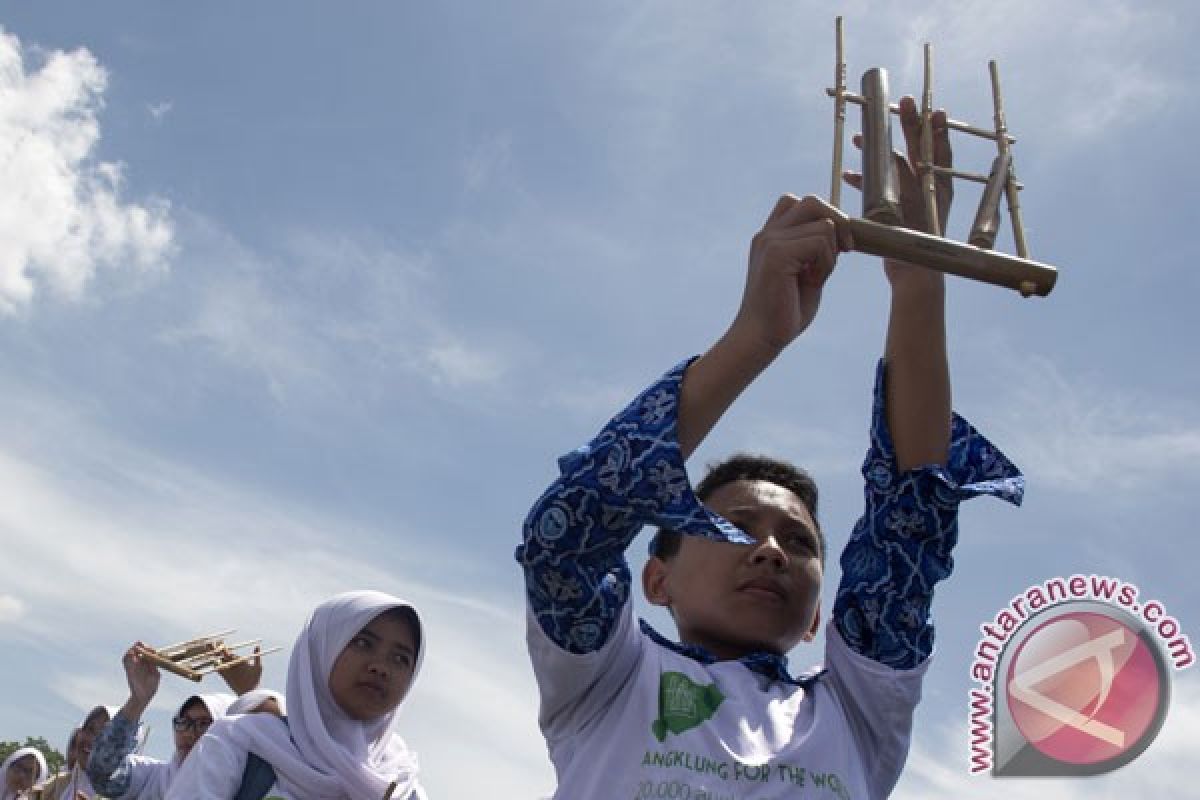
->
xmin=833 ymin=97 xmax=1024 ymax=670
xmin=880 ymin=96 xmax=953 ymax=472
xmin=518 ymin=195 xmax=851 ymax=665
xmin=678 ymin=194 xmax=851 ymax=459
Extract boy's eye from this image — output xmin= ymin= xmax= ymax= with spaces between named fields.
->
xmin=784 ymin=532 xmax=817 ymax=554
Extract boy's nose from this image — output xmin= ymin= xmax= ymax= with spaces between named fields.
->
xmin=750 ymin=536 xmax=789 ymax=569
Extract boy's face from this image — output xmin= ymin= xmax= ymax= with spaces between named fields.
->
xmin=644 ymin=478 xmax=823 ymax=659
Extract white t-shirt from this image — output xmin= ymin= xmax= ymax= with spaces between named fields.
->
xmin=528 ymin=603 xmax=927 ymax=800
xmin=166 ymin=734 xmax=296 ymax=800
xmin=167 ymin=734 xmax=425 ymax=800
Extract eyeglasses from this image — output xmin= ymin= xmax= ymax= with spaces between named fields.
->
xmin=171 ymin=715 xmax=213 ymax=734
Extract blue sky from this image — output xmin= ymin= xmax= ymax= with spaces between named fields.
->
xmin=0 ymin=1 xmax=1196 ymax=796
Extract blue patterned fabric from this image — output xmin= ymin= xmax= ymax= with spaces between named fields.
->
xmin=86 ymin=711 xmax=140 ymax=798
xmin=516 ymin=356 xmax=1024 ymax=673
xmin=833 ymin=360 xmax=1024 ymax=667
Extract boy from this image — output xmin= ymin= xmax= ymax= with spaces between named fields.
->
xmin=516 ymin=100 xmax=1024 ymax=799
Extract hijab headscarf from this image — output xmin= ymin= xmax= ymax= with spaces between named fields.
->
xmin=2 ymin=747 xmax=48 ymax=799
xmin=220 ymin=590 xmax=424 ymax=800
xmin=226 ymin=688 xmax=286 ymax=718
xmin=139 ymin=692 xmax=233 ymax=798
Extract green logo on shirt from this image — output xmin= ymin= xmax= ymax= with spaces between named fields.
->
xmin=652 ymin=671 xmax=725 ymax=741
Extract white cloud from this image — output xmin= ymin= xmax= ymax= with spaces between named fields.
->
xmin=161 ymin=217 xmax=515 ymax=403
xmin=147 ymin=100 xmax=172 ymax=121
xmin=975 ymin=352 xmax=1200 ymax=493
xmin=896 ymin=675 xmax=1200 ymax=798
xmin=461 ymin=132 xmax=513 ymax=193
xmin=426 ymin=340 xmax=506 ymax=386
xmin=0 ymin=27 xmax=173 ymax=313
xmin=0 ymin=594 xmax=25 ymax=623
xmin=883 ymin=1 xmax=1176 ymax=142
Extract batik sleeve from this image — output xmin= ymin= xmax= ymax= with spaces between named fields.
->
xmin=833 ymin=359 xmax=1025 ymax=669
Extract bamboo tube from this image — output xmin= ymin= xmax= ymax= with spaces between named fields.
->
xmin=830 ymin=17 xmax=847 ymax=207
xmin=860 ymin=68 xmax=901 ymax=224
xmin=968 ymin=151 xmax=1011 ymax=248
xmin=919 ymin=43 xmax=940 ymax=236
xmin=847 ymin=217 xmax=1056 ymax=296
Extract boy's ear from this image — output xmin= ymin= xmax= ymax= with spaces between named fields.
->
xmin=642 ymin=556 xmax=672 ymax=608
xmin=800 ymin=599 xmax=822 ymax=642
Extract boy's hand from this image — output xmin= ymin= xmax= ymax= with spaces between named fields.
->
xmin=843 ymin=95 xmax=954 ymax=288
xmin=732 ymin=194 xmax=852 ymax=358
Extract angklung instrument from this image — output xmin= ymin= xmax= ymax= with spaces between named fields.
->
xmin=826 ymin=17 xmax=1058 ymax=297
xmin=135 ymin=629 xmax=282 ymax=682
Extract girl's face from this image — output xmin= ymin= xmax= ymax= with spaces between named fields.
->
xmin=5 ymin=755 xmax=37 ymax=791
xmin=172 ymin=700 xmax=214 ymax=760
xmin=328 ymin=610 xmax=418 ymax=721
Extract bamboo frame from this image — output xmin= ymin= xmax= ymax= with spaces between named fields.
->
xmin=136 ymin=632 xmax=282 ymax=683
xmin=829 ymin=16 xmax=847 ymax=207
xmin=919 ymin=43 xmax=940 ymax=236
xmin=824 ymin=17 xmax=1058 ymax=297
xmin=989 ymin=60 xmax=1029 ymax=258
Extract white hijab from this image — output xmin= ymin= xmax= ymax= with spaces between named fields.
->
xmin=142 ymin=693 xmax=234 ymax=797
xmin=226 ymin=688 xmax=286 ymax=718
xmin=1 ymin=747 xmax=48 ymax=800
xmin=221 ymin=590 xmax=424 ymax=800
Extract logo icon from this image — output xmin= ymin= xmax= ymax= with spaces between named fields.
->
xmin=652 ymin=672 xmax=725 ymax=741
xmin=993 ymin=601 xmax=1170 ymax=776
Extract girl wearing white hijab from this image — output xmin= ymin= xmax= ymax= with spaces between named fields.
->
xmin=2 ymin=747 xmax=48 ymax=800
xmin=87 ymin=641 xmax=241 ymax=800
xmin=167 ymin=591 xmax=427 ymax=800
xmin=87 ymin=692 xmax=234 ymax=800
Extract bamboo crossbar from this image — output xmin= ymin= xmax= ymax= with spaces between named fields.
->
xmin=930 ymin=164 xmax=1024 ymax=189
xmin=848 ymin=217 xmax=1056 ymax=296
xmin=824 ymin=87 xmax=1016 ymax=143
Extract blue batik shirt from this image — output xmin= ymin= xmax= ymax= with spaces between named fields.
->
xmin=516 ymin=357 xmax=1024 ymax=675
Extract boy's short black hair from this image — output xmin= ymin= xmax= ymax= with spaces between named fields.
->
xmin=650 ymin=453 xmax=824 ymax=564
